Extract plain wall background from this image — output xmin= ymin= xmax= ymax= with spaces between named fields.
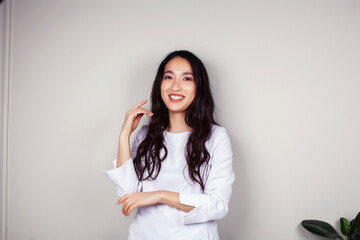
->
xmin=1 ymin=0 xmax=360 ymax=239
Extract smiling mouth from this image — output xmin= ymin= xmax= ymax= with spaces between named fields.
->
xmin=169 ymin=94 xmax=184 ymax=100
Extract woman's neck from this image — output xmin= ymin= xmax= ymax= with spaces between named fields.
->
xmin=167 ymin=112 xmax=192 ymax=133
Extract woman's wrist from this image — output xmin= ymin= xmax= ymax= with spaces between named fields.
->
xmin=156 ymin=190 xmax=193 ymax=212
xmin=119 ymin=130 xmax=131 ymax=140
xmin=157 ymin=190 xmax=179 ymax=204
xmin=157 ymin=190 xmax=166 ymax=204
xmin=157 ymin=190 xmax=175 ymax=205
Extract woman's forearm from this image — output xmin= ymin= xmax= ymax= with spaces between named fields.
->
xmin=116 ymin=133 xmax=131 ymax=168
xmin=116 ymin=99 xmax=153 ymax=168
xmin=118 ymin=190 xmax=194 ymax=216
xmin=158 ymin=190 xmax=195 ymax=213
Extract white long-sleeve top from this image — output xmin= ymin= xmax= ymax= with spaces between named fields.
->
xmin=104 ymin=124 xmax=235 ymax=240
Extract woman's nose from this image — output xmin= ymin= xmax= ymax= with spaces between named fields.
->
xmin=171 ymin=78 xmax=181 ymax=91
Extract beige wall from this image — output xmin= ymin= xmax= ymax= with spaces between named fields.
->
xmin=1 ymin=0 xmax=360 ymax=239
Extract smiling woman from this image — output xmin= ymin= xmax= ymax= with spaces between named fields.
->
xmin=161 ymin=57 xmax=196 ymax=117
xmin=104 ymin=50 xmax=235 ymax=240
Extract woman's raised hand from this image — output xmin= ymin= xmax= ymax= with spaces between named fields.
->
xmin=121 ymin=99 xmax=153 ymax=137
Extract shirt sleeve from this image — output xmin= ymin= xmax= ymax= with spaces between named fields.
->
xmin=103 ymin=127 xmax=145 ymax=197
xmin=179 ymin=127 xmax=235 ymax=225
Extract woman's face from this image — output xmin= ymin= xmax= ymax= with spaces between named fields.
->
xmin=161 ymin=57 xmax=196 ymax=115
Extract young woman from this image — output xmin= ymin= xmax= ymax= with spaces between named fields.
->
xmin=104 ymin=50 xmax=235 ymax=240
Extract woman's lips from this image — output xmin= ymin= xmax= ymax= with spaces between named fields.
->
xmin=169 ymin=94 xmax=184 ymax=102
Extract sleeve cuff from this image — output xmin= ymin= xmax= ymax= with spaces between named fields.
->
xmin=179 ymin=192 xmax=201 ymax=207
xmin=104 ymin=158 xmax=138 ymax=197
xmin=179 ymin=192 xmax=205 ymax=225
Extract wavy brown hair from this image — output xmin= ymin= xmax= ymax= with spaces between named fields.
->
xmin=133 ymin=50 xmax=218 ymax=190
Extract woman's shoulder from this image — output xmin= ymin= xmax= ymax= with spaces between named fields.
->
xmin=206 ymin=124 xmax=232 ymax=155
xmin=208 ymin=124 xmax=231 ymax=145
xmin=210 ymin=124 xmax=229 ymax=138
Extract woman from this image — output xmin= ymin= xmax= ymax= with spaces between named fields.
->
xmin=104 ymin=50 xmax=235 ymax=240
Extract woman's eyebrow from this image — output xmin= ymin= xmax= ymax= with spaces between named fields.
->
xmin=164 ymin=70 xmax=193 ymax=75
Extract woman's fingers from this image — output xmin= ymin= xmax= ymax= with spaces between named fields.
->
xmin=117 ymin=192 xmax=160 ymax=216
xmin=122 ymin=199 xmax=130 ymax=214
xmin=117 ymin=195 xmax=131 ymax=215
xmin=131 ymin=100 xmax=153 ymax=117
xmin=117 ymin=193 xmax=139 ymax=216
xmin=127 ymin=108 xmax=153 ymax=120
xmin=132 ymin=99 xmax=148 ymax=110
xmin=124 ymin=200 xmax=136 ymax=216
xmin=121 ymin=100 xmax=154 ymax=136
xmin=133 ymin=107 xmax=153 ymax=117
xmin=120 ymin=198 xmax=136 ymax=216
xmin=126 ymin=203 xmax=137 ymax=216
xmin=117 ymin=195 xmax=126 ymax=205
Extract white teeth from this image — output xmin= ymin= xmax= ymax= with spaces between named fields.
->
xmin=169 ymin=95 xmax=184 ymax=100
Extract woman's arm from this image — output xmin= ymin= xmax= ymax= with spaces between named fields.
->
xmin=117 ymin=99 xmax=153 ymax=168
xmin=116 ymin=134 xmax=131 ymax=168
xmin=178 ymin=127 xmax=235 ymax=224
xmin=158 ymin=191 xmax=195 ymax=212
xmin=117 ymin=126 xmax=234 ymax=222
xmin=104 ymin=100 xmax=153 ymax=197
xmin=117 ymin=190 xmax=194 ymax=217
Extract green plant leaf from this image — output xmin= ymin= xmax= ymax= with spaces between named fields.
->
xmin=349 ymin=212 xmax=360 ymax=238
xmin=301 ymin=220 xmax=343 ymax=239
xmin=341 ymin=217 xmax=351 ymax=236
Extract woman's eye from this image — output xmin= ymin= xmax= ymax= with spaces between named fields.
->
xmin=164 ymin=76 xmax=172 ymax=79
xmin=184 ymin=77 xmax=192 ymax=81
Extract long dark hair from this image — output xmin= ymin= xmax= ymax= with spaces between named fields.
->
xmin=133 ymin=50 xmax=217 ymax=190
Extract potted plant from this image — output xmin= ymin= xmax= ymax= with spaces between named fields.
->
xmin=301 ymin=211 xmax=360 ymax=240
